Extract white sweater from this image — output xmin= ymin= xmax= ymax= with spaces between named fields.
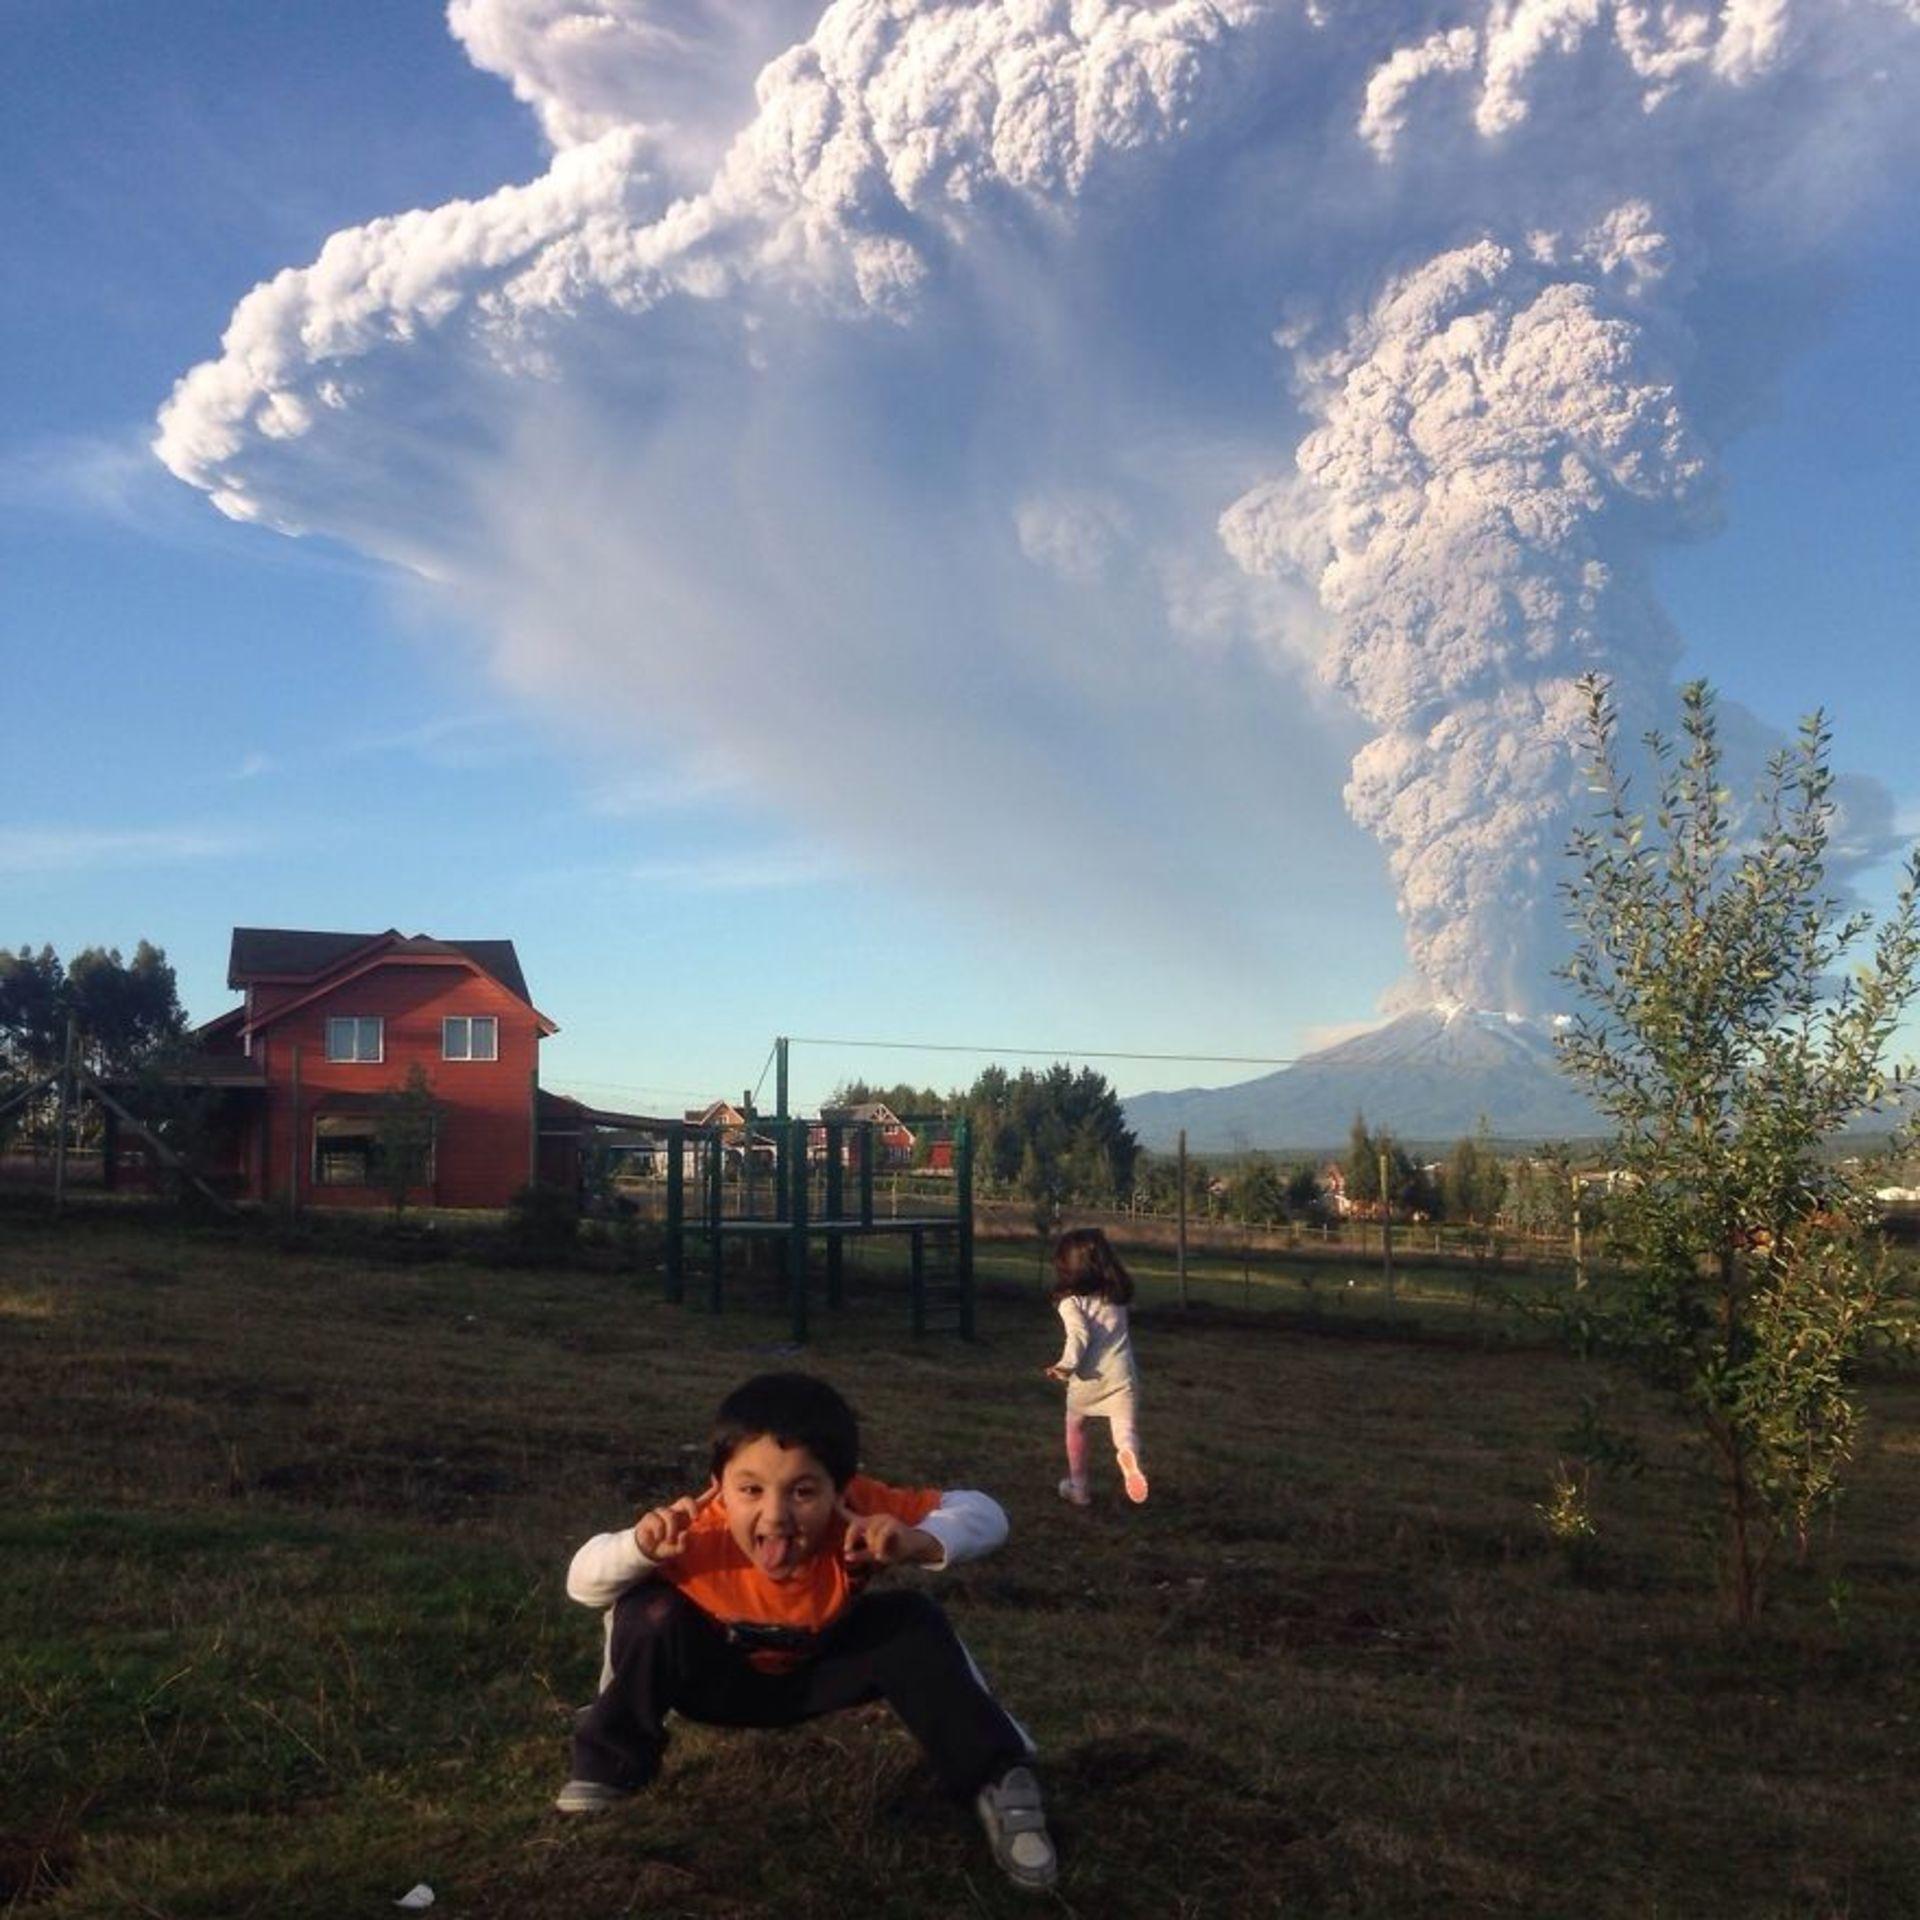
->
xmin=1054 ymin=1295 xmax=1139 ymax=1411
xmin=566 ymin=1487 xmax=1009 ymax=1685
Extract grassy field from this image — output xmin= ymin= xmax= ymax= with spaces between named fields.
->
xmin=3 ymin=1207 xmax=1918 ymax=1919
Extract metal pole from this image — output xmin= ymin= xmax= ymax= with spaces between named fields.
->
xmin=51 ymin=1016 xmax=75 ymax=1213
xmin=775 ymin=1036 xmax=789 ymax=1121
xmin=825 ymin=1122 xmax=845 ymax=1309
xmin=742 ymin=1091 xmax=756 ymax=1223
xmin=788 ymin=1117 xmax=809 ymax=1343
xmin=665 ymin=1122 xmax=685 ymax=1302
xmin=1177 ymin=1128 xmax=1189 ymax=1308
xmin=707 ymin=1132 xmax=724 ymax=1313
xmin=956 ymin=1115 xmax=975 ymax=1341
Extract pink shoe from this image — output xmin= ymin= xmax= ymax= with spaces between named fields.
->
xmin=1117 ymin=1450 xmax=1149 ymax=1504
xmin=1057 ymin=1477 xmax=1091 ymax=1508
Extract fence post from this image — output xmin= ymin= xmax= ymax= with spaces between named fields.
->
xmin=51 ymin=1016 xmax=75 ymax=1214
xmin=1571 ymin=1169 xmax=1587 ymax=1290
xmin=1177 ymin=1129 xmax=1190 ymax=1308
xmin=1379 ymin=1147 xmax=1395 ymax=1307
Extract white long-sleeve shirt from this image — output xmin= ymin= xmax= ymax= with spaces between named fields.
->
xmin=1054 ymin=1295 xmax=1139 ymax=1411
xmin=566 ymin=1485 xmax=1009 ymax=1685
xmin=565 ymin=1486 xmax=1008 ymax=1607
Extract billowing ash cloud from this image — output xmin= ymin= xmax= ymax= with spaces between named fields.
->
xmin=156 ymin=0 xmax=1920 ymax=1013
xmin=1222 ymin=210 xmax=1716 ymax=1008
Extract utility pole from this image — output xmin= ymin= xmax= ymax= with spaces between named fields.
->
xmin=1177 ymin=1128 xmax=1190 ymax=1308
xmin=775 ymin=1037 xmax=789 ymax=1121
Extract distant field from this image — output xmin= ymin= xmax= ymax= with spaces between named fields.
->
xmin=3 ymin=1206 xmax=1917 ymax=1918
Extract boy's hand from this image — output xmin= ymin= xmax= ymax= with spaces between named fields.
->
xmin=1043 ymin=1364 xmax=1071 ymax=1381
xmin=635 ymin=1479 xmax=717 ymax=1559
xmin=837 ymin=1503 xmax=941 ymax=1571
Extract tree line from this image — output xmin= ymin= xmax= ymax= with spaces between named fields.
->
xmin=0 ymin=942 xmax=188 ymax=1079
xmin=829 ymin=1062 xmax=1140 ymax=1218
xmin=828 ymin=1061 xmax=1579 ymax=1234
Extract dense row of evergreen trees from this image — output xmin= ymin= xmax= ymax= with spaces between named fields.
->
xmin=829 ymin=1062 xmax=1141 ymax=1210
xmin=0 ymin=943 xmax=187 ymax=1079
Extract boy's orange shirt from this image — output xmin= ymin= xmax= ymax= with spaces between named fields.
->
xmin=664 ymin=1473 xmax=940 ymax=1669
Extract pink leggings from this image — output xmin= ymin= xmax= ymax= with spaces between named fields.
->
xmin=1063 ymin=1391 xmax=1141 ymax=1485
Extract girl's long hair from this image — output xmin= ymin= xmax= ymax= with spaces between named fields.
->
xmin=1049 ymin=1226 xmax=1135 ymax=1304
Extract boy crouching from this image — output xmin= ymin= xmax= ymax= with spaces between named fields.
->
xmin=555 ymin=1371 xmax=1057 ymax=1893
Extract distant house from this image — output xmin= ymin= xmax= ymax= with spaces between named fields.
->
xmin=817 ymin=1102 xmax=917 ymax=1167
xmin=1318 ymin=1162 xmax=1353 ymax=1218
xmin=682 ymin=1099 xmax=776 ymax=1175
xmin=187 ymin=927 xmax=557 ymax=1210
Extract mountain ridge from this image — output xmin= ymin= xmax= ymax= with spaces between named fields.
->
xmin=1123 ymin=1006 xmax=1604 ymax=1153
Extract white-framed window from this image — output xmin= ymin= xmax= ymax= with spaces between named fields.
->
xmin=326 ymin=1016 xmax=384 ymax=1063
xmin=442 ymin=1015 xmax=498 ymax=1062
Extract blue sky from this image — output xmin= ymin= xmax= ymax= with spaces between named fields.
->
xmin=4 ymin=1 xmax=1917 ymax=1116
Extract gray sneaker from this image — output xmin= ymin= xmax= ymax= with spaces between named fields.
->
xmin=553 ymin=1777 xmax=634 ymax=1815
xmin=976 ymin=1764 xmax=1058 ymax=1892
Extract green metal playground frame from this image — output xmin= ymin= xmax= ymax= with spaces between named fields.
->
xmin=658 ymin=1108 xmax=975 ymax=1344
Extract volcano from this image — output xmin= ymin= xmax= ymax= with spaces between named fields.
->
xmin=1123 ymin=1006 xmax=1604 ymax=1153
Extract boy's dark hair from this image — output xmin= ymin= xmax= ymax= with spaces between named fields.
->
xmin=709 ymin=1372 xmax=860 ymax=1489
xmin=1049 ymin=1226 xmax=1136 ymax=1305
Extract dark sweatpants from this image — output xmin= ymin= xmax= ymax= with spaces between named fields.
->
xmin=570 ymin=1583 xmax=1029 ymax=1800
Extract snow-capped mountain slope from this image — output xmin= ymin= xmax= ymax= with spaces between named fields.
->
xmin=1124 ymin=1007 xmax=1602 ymax=1152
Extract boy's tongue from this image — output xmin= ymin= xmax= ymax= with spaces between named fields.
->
xmin=753 ymin=1530 xmax=801 ymax=1577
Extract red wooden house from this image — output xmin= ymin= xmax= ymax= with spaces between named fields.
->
xmin=189 ymin=927 xmax=557 ymax=1210
xmin=815 ymin=1102 xmax=917 ymax=1167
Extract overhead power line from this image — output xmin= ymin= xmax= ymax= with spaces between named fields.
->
xmin=784 ymin=1035 xmax=1300 ymax=1068
xmin=555 ymin=1076 xmax=716 ymax=1102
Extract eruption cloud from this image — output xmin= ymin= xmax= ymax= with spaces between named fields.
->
xmin=156 ymin=0 xmax=1920 ymax=1014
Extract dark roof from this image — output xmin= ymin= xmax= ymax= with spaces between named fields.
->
xmin=121 ymin=1052 xmax=267 ymax=1090
xmin=537 ymin=1088 xmax=680 ymax=1131
xmin=228 ymin=928 xmax=531 ymax=1003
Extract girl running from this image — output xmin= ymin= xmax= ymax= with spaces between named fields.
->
xmin=1043 ymin=1227 xmax=1148 ymax=1507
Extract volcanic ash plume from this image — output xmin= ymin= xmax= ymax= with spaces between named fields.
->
xmin=152 ymin=0 xmax=1920 ymax=1011
xmin=1223 ymin=214 xmax=1716 ymax=1012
